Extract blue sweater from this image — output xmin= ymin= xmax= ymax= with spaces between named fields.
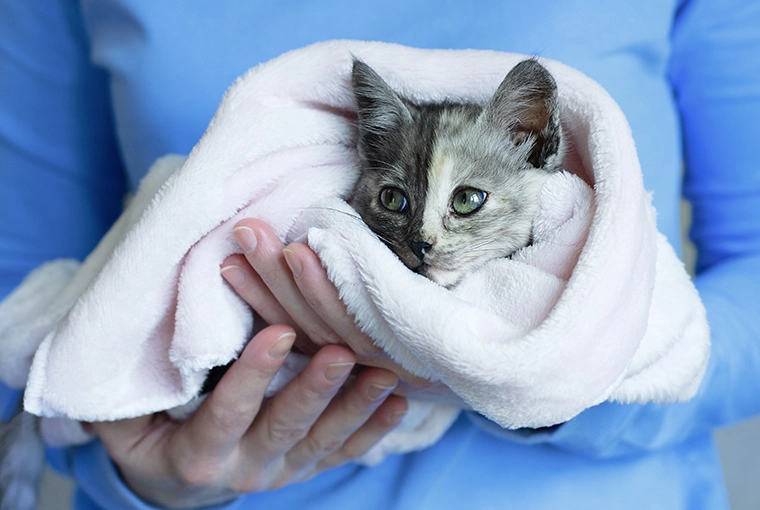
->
xmin=1 ymin=0 xmax=759 ymax=508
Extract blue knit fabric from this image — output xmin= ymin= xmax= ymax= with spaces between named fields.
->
xmin=2 ymin=1 xmax=759 ymax=508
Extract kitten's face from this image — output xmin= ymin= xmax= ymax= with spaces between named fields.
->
xmin=350 ymin=59 xmax=564 ymax=288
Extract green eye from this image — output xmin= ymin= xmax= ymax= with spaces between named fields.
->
xmin=452 ymin=188 xmax=487 ymax=215
xmin=379 ymin=187 xmax=408 ymax=212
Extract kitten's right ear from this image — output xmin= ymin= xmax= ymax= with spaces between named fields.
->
xmin=351 ymin=59 xmax=412 ymax=153
xmin=482 ymin=59 xmax=563 ymax=170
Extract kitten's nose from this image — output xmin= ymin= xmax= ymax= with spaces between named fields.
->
xmin=410 ymin=240 xmax=432 ymax=260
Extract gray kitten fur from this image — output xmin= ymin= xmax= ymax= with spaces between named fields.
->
xmin=350 ymin=58 xmax=565 ymax=288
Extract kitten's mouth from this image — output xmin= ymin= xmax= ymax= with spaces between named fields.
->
xmin=412 ymin=263 xmax=461 ymax=289
xmin=412 ymin=263 xmax=430 ymax=275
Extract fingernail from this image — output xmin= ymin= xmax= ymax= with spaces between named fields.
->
xmin=269 ymin=332 xmax=296 ymax=359
xmin=388 ymin=410 xmax=407 ymax=426
xmin=324 ymin=362 xmax=354 ymax=383
xmin=367 ymin=383 xmax=395 ymax=402
xmin=220 ymin=264 xmax=247 ymax=287
xmin=233 ymin=226 xmax=258 ymax=255
xmin=282 ymin=248 xmax=303 ymax=278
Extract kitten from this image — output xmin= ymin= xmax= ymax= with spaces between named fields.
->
xmin=350 ymin=58 xmax=564 ymax=288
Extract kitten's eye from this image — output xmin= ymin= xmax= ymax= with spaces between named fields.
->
xmin=452 ymin=188 xmax=487 ymax=215
xmin=379 ymin=187 xmax=408 ymax=213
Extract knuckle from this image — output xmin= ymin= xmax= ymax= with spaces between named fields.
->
xmin=268 ymin=416 xmax=310 ymax=447
xmin=177 ymin=460 xmax=224 ymax=488
xmin=255 ymin=262 xmax=281 ymax=286
xmin=208 ymin=406 xmax=252 ymax=435
xmin=302 ymin=434 xmax=344 ymax=459
xmin=300 ymin=383 xmax=331 ymax=402
xmin=252 ymin=252 xmax=287 ymax=286
xmin=340 ymin=397 xmax=372 ymax=419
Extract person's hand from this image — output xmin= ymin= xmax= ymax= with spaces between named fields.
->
xmin=91 ymin=324 xmax=407 ymax=509
xmin=221 ymin=218 xmax=469 ymax=408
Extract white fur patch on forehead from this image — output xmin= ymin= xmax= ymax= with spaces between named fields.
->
xmin=421 ymin=149 xmax=457 ymax=241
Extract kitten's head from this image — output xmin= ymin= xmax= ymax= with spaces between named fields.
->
xmin=350 ymin=58 xmax=564 ymax=288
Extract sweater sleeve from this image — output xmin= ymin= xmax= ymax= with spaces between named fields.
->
xmin=479 ymin=0 xmax=760 ymax=458
xmin=0 ymin=0 xmax=126 ymax=301
xmin=670 ymin=0 xmax=760 ymax=429
xmin=0 ymin=1 xmax=154 ymax=507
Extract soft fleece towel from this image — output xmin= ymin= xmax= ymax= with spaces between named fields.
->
xmin=0 ymin=41 xmax=709 ymax=456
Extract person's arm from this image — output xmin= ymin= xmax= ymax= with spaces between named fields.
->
xmin=0 ymin=0 xmax=127 ymax=299
xmin=481 ymin=0 xmax=760 ymax=457
xmin=0 ymin=0 xmax=125 ymax=466
xmin=557 ymin=0 xmax=760 ymax=453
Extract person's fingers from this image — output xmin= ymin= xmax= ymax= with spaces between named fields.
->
xmin=173 ymin=324 xmax=296 ymax=466
xmin=231 ymin=218 xmax=342 ymax=347
xmin=242 ymin=344 xmax=356 ymax=460
xmin=281 ymin=242 xmax=385 ymax=360
xmin=282 ymin=367 xmax=399 ymax=473
xmin=284 ymin=242 xmax=468 ymax=406
xmin=221 ymin=254 xmax=313 ymax=353
xmin=221 ymin=254 xmax=291 ymax=326
xmin=226 ymin=344 xmax=355 ymax=491
xmin=316 ymin=394 xmax=408 ymax=472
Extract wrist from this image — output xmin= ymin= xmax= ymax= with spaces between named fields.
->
xmin=74 ymin=440 xmax=241 ymax=510
xmin=118 ymin=467 xmax=240 ymax=509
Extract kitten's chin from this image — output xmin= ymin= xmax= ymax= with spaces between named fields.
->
xmin=416 ymin=264 xmax=462 ymax=289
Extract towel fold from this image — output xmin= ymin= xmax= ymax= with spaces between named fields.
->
xmin=0 ymin=41 xmax=709 ymax=459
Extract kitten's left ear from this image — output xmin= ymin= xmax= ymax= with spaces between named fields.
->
xmin=482 ymin=59 xmax=563 ymax=170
